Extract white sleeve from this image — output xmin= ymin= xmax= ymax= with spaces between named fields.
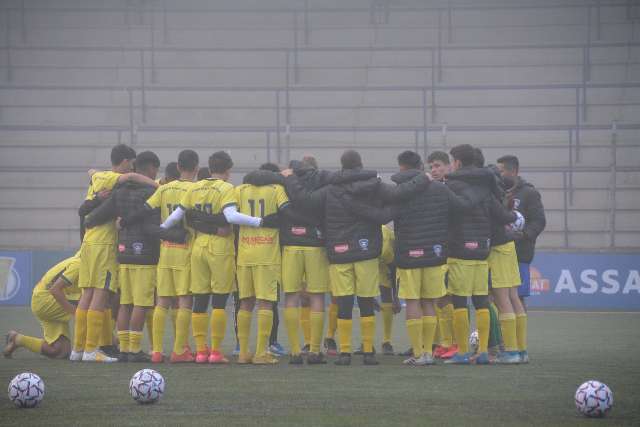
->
xmin=161 ymin=206 xmax=185 ymax=229
xmin=223 ymin=205 xmax=262 ymax=227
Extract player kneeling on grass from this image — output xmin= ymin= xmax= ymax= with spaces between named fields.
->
xmin=85 ymin=151 xmax=186 ymax=362
xmin=4 ymin=253 xmax=82 ymax=359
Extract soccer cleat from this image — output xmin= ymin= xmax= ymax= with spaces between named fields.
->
xmin=300 ymin=344 xmax=310 ymax=356
xmin=268 ymin=342 xmax=287 ymax=357
xmin=3 ymin=331 xmax=18 ymax=358
xmin=324 ymin=338 xmax=338 ymax=356
xmin=334 ymin=353 xmax=352 ymax=366
xmin=117 ymin=352 xmax=129 ymax=362
xmin=195 ymin=348 xmax=210 ymax=364
xmin=252 ymin=353 xmax=279 ymax=365
xmin=443 ymin=352 xmax=471 ymax=365
xmin=69 ymin=350 xmax=84 ymax=361
xmin=151 ymin=352 xmax=164 ymax=363
xmin=381 ymin=342 xmax=395 ymax=355
xmin=474 ymin=352 xmax=490 ymax=365
xmin=307 ymin=352 xmax=327 ymax=365
xmin=82 ymin=349 xmax=118 ymax=363
xmin=170 ymin=349 xmax=195 ymax=363
xmin=519 ymin=351 xmax=529 ymax=364
xmin=440 ymin=344 xmax=459 ymax=360
xmin=208 ymin=350 xmax=229 ymax=364
xmin=398 ymin=347 xmax=413 ymax=357
xmin=363 ymin=352 xmax=379 ymax=366
xmin=496 ymin=351 xmax=521 ymax=365
xmin=433 ymin=345 xmax=447 ymax=359
xmin=100 ymin=345 xmax=119 ymax=358
xmin=232 ymin=343 xmax=240 ymax=356
xmin=289 ymin=354 xmax=304 ymax=365
xmin=403 ymin=353 xmax=436 ymax=366
xmin=129 ymin=351 xmax=152 ymax=363
xmin=237 ymin=353 xmax=253 ymax=365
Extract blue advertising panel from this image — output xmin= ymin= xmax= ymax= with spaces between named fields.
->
xmin=527 ymin=252 xmax=640 ymax=310
xmin=0 ymin=251 xmax=32 ymax=306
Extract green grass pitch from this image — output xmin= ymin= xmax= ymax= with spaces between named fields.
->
xmin=1 ymin=307 xmax=639 ymax=426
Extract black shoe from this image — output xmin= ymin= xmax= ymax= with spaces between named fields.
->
xmin=381 ymin=342 xmax=394 ymax=356
xmin=117 ymin=352 xmax=129 ymax=362
xmin=334 ymin=353 xmax=352 ymax=366
xmin=301 ymin=344 xmax=310 ymax=356
xmin=129 ymin=351 xmax=151 ymax=363
xmin=100 ymin=345 xmax=119 ymax=358
xmin=307 ymin=352 xmax=327 ymax=365
xmin=363 ymin=352 xmax=379 ymax=366
xmin=398 ymin=347 xmax=413 ymax=357
xmin=289 ymin=354 xmax=304 ymax=365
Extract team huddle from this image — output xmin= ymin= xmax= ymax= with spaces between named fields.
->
xmin=4 ymin=143 xmax=546 ymax=366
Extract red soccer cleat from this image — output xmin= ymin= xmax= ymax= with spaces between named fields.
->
xmin=440 ymin=345 xmax=459 ymax=360
xmin=195 ymin=347 xmax=210 ymax=364
xmin=433 ymin=345 xmax=447 ymax=358
xmin=151 ymin=352 xmax=164 ymax=363
xmin=208 ymin=350 xmax=229 ymax=364
xmin=170 ymin=349 xmax=195 ymax=363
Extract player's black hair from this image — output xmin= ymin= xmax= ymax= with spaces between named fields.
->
xmin=209 ymin=151 xmax=233 ymax=174
xmin=427 ymin=150 xmax=450 ymax=165
xmin=178 ymin=149 xmax=199 ymax=172
xmin=134 ymin=151 xmax=160 ymax=172
xmin=110 ymin=144 xmax=136 ymax=166
xmin=473 ymin=147 xmax=485 ymax=168
xmin=497 ymin=154 xmax=520 ymax=173
xmin=397 ymin=150 xmax=423 ymax=170
xmin=340 ymin=150 xmax=363 ymax=170
xmin=197 ymin=166 xmax=210 ymax=180
xmin=164 ymin=162 xmax=180 ymax=181
xmin=449 ymin=144 xmax=475 ymax=167
xmin=259 ymin=162 xmax=281 ymax=173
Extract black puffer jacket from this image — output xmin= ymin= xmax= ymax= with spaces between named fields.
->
xmin=391 ymin=169 xmax=488 ymax=269
xmin=505 ymin=176 xmax=546 ymax=263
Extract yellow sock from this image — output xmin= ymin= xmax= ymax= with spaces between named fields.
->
xmin=310 ymin=311 xmax=324 ymax=354
xmin=73 ymin=308 xmax=87 ymax=351
xmin=237 ymin=309 xmax=252 ymax=357
xmin=516 ymin=313 xmax=528 ymax=352
xmin=85 ymin=309 xmax=103 ymax=353
xmin=360 ymin=315 xmax=375 ymax=354
xmin=173 ymin=308 xmax=191 ymax=354
xmin=16 ymin=334 xmax=44 ymax=354
xmin=300 ymin=306 xmax=311 ymax=346
xmin=498 ymin=312 xmax=517 ymax=351
xmin=256 ymin=309 xmax=273 ymax=358
xmin=476 ymin=308 xmax=490 ymax=353
xmin=422 ymin=316 xmax=438 ymax=356
xmin=152 ymin=306 xmax=168 ymax=354
xmin=99 ymin=309 xmax=113 ymax=346
xmin=170 ymin=308 xmax=178 ymax=337
xmin=453 ymin=308 xmax=470 ymax=354
xmin=129 ymin=330 xmax=143 ymax=354
xmin=145 ymin=309 xmax=154 ymax=350
xmin=191 ymin=312 xmax=209 ymax=353
xmin=406 ymin=318 xmax=423 ymax=357
xmin=337 ymin=318 xmax=352 ymax=353
xmin=210 ymin=309 xmax=227 ymax=352
xmin=284 ymin=307 xmax=301 ymax=355
xmin=440 ymin=303 xmax=454 ymax=347
xmin=117 ymin=330 xmax=130 ymax=353
xmin=326 ymin=303 xmax=338 ymax=339
xmin=381 ymin=303 xmax=393 ymax=344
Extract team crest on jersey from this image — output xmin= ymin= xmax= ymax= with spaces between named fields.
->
xmin=433 ymin=244 xmax=443 ymax=257
xmin=464 ymin=241 xmax=479 ymax=250
xmin=118 ymin=244 xmax=125 ymax=253
xmin=358 ymin=239 xmax=369 ymax=251
xmin=334 ymin=244 xmax=349 ymax=253
xmin=291 ymin=227 xmax=307 ymax=236
xmin=316 ymin=229 xmax=323 ymax=239
xmin=513 ymin=198 xmax=521 ymax=210
xmin=409 ymin=249 xmax=424 ymax=258
xmin=132 ymin=242 xmax=144 ymax=255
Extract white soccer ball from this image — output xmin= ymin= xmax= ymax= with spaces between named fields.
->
xmin=8 ymin=372 xmax=45 ymax=408
xmin=469 ymin=330 xmax=479 ymax=353
xmin=575 ymin=380 xmax=613 ymax=417
xmin=129 ymin=369 xmax=165 ymax=404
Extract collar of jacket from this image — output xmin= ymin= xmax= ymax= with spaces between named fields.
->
xmin=391 ymin=169 xmax=422 ymax=184
xmin=243 ymin=170 xmax=284 ymax=186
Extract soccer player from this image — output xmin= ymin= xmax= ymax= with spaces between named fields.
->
xmin=71 ymin=144 xmax=158 ymax=363
xmin=497 ymin=154 xmax=546 ymax=363
xmin=144 ymin=149 xmax=200 ymax=363
xmin=4 ymin=253 xmax=81 ymax=359
xmin=160 ymin=161 xmax=180 ymax=185
xmin=378 ymin=224 xmax=399 ymax=355
xmin=160 ymin=151 xmax=264 ymax=364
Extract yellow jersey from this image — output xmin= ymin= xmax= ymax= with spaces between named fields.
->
xmin=82 ymin=171 xmax=120 ymax=245
xmin=179 ymin=178 xmax=237 ymax=256
xmin=146 ymin=179 xmax=195 ymax=269
xmin=33 ymin=252 xmax=82 ymax=301
xmin=236 ymin=183 xmax=289 ymax=266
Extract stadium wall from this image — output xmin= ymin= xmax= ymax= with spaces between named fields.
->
xmin=1 ymin=249 xmax=638 ymax=311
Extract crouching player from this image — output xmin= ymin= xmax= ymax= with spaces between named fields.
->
xmin=4 ymin=253 xmax=81 ymax=359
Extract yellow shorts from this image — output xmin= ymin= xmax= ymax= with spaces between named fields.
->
xmin=191 ymin=244 xmax=235 ymax=295
xmin=282 ymin=246 xmax=329 ymax=294
xmin=488 ymin=242 xmax=521 ymax=289
xmin=157 ymin=267 xmax=190 ymax=297
xmin=79 ymin=243 xmax=118 ymax=291
xmin=31 ymin=293 xmax=71 ymax=345
xmin=329 ymin=258 xmax=379 ymax=298
xmin=447 ymin=258 xmax=489 ymax=297
xmin=237 ymin=265 xmax=280 ymax=301
xmin=397 ymin=265 xmax=447 ymax=300
xmin=379 ymin=261 xmax=392 ymax=289
xmin=119 ymin=265 xmax=156 ymax=307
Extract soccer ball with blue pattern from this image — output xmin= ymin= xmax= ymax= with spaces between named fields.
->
xmin=129 ymin=369 xmax=165 ymax=404
xmin=575 ymin=380 xmax=613 ymax=417
xmin=468 ymin=330 xmax=479 ymax=353
xmin=8 ymin=372 xmax=45 ymax=408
